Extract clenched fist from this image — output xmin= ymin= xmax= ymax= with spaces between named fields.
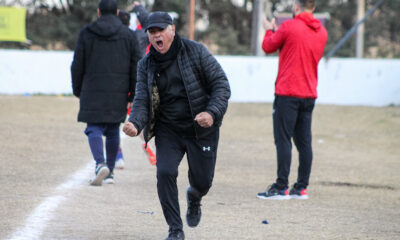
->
xmin=194 ymin=112 xmax=214 ymax=128
xmin=123 ymin=121 xmax=138 ymax=137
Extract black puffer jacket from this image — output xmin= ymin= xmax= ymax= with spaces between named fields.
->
xmin=128 ymin=37 xmax=231 ymax=141
xmin=71 ymin=14 xmax=142 ymax=123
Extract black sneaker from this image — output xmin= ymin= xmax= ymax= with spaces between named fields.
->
xmin=90 ymin=163 xmax=109 ymax=186
xmin=186 ymin=186 xmax=202 ymax=227
xmin=257 ymin=183 xmax=290 ymax=200
xmin=289 ymin=184 xmax=308 ymax=199
xmin=165 ymin=230 xmax=185 ymax=240
xmin=103 ymin=171 xmax=114 ymax=184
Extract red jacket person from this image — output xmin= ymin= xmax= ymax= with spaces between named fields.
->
xmin=257 ymin=0 xmax=327 ymax=200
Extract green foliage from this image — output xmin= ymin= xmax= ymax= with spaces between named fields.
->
xmin=314 ymin=0 xmax=400 ymax=58
xmin=196 ymin=0 xmax=253 ymax=55
xmin=152 ymin=0 xmax=188 ymax=36
xmin=25 ymin=1 xmax=98 ymax=50
xmin=363 ymin=0 xmax=400 ymax=58
xmin=0 ymin=0 xmax=399 ymax=58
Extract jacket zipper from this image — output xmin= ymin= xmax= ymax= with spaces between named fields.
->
xmin=177 ymin=53 xmax=198 ymax=139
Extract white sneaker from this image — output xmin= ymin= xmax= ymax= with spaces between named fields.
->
xmin=115 ymin=159 xmax=125 ymax=169
xmin=90 ymin=164 xmax=109 ymax=186
xmin=103 ymin=172 xmax=115 ymax=184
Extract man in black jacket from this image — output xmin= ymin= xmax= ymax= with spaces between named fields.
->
xmin=123 ymin=12 xmax=230 ymax=240
xmin=71 ymin=0 xmax=142 ymax=186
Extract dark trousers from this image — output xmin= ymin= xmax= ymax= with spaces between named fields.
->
xmin=84 ymin=123 xmax=120 ymax=173
xmin=155 ymin=125 xmax=219 ymax=232
xmin=273 ymin=95 xmax=315 ymax=189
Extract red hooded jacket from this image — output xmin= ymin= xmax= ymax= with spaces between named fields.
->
xmin=262 ymin=12 xmax=327 ymax=98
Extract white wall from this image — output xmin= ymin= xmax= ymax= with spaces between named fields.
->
xmin=0 ymin=50 xmax=73 ymax=94
xmin=217 ymin=56 xmax=400 ymax=106
xmin=1 ymin=50 xmax=399 ymax=106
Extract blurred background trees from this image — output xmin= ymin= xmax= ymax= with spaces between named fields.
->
xmin=0 ymin=0 xmax=399 ymax=58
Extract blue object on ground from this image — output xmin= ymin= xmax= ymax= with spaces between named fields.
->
xmin=136 ymin=210 xmax=154 ymax=215
xmin=262 ymin=219 xmax=269 ymax=224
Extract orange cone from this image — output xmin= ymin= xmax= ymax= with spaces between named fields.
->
xmin=142 ymin=143 xmax=156 ymax=165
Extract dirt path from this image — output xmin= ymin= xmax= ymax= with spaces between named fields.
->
xmin=1 ymin=96 xmax=399 ymax=239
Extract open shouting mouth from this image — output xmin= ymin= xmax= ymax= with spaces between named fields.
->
xmin=156 ymin=40 xmax=164 ymax=49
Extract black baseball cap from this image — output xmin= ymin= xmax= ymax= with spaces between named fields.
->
xmin=145 ymin=11 xmax=173 ymax=32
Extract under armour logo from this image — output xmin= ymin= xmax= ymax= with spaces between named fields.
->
xmin=203 ymin=146 xmax=211 ymax=151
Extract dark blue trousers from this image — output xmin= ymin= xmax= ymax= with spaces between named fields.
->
xmin=84 ymin=123 xmax=120 ymax=173
xmin=273 ymin=95 xmax=316 ymax=189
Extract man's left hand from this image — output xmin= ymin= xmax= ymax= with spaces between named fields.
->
xmin=194 ymin=112 xmax=213 ymax=128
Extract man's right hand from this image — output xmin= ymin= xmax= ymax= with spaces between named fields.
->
xmin=127 ymin=1 xmax=141 ymax=12
xmin=123 ymin=121 xmax=138 ymax=137
xmin=262 ymin=16 xmax=277 ymax=31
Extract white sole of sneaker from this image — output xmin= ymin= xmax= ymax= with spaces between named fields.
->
xmin=115 ymin=160 xmax=125 ymax=169
xmin=90 ymin=167 xmax=109 ymax=186
xmin=103 ymin=178 xmax=115 ymax=184
xmin=290 ymin=195 xmax=309 ymax=200
xmin=257 ymin=195 xmax=290 ymax=200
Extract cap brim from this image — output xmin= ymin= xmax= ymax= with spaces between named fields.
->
xmin=145 ymin=23 xmax=169 ymax=32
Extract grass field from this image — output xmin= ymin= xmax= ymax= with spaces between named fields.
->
xmin=1 ymin=96 xmax=399 ymax=240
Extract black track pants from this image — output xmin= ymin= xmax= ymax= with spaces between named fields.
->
xmin=273 ymin=95 xmax=315 ymax=189
xmin=155 ymin=125 xmax=219 ymax=232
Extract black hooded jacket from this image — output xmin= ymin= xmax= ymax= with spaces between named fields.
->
xmin=71 ymin=14 xmax=142 ymax=123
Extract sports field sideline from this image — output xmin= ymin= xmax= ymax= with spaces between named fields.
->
xmin=0 ymin=96 xmax=399 ymax=240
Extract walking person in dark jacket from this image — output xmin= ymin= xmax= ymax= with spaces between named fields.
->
xmin=123 ymin=12 xmax=230 ymax=240
xmin=71 ymin=0 xmax=142 ymax=186
xmin=130 ymin=1 xmax=150 ymax=55
xmin=257 ymin=0 xmax=327 ymax=200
